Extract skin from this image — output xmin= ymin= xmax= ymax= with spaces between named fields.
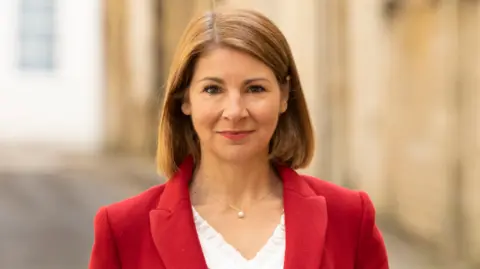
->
xmin=182 ymin=47 xmax=288 ymax=259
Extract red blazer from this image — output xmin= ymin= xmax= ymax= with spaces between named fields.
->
xmin=89 ymin=157 xmax=389 ymax=269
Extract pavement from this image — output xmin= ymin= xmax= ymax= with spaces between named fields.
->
xmin=0 ymin=153 xmax=440 ymax=269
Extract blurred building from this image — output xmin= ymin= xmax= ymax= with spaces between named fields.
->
xmin=0 ymin=0 xmax=104 ymax=152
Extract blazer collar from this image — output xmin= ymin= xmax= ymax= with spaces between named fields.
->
xmin=150 ymin=156 xmax=328 ymax=269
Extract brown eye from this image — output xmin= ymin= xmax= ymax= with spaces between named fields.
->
xmin=203 ymin=85 xmax=221 ymax=94
xmin=247 ymin=85 xmax=266 ymax=93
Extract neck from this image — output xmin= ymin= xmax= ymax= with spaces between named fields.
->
xmin=190 ymin=153 xmax=280 ymax=209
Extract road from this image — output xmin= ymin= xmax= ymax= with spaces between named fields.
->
xmin=0 ymin=169 xmax=438 ymax=269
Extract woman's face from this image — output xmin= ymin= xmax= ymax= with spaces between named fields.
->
xmin=182 ymin=47 xmax=288 ymax=163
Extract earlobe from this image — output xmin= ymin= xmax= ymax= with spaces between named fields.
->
xmin=280 ymin=100 xmax=288 ymax=113
xmin=280 ymin=81 xmax=290 ymax=114
xmin=181 ymin=102 xmax=191 ymax=115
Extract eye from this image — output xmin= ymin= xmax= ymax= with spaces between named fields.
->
xmin=247 ymin=85 xmax=266 ymax=93
xmin=202 ymin=85 xmax=222 ymax=94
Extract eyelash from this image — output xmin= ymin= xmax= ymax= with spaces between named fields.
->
xmin=202 ymin=85 xmax=266 ymax=94
xmin=203 ymin=85 xmax=221 ymax=94
xmin=248 ymin=85 xmax=266 ymax=93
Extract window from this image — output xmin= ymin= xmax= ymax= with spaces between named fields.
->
xmin=18 ymin=0 xmax=56 ymax=71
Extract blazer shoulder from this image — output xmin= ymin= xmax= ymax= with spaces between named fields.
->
xmin=301 ymin=175 xmax=359 ymax=198
xmin=299 ymin=175 xmax=367 ymax=218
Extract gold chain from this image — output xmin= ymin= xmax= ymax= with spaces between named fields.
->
xmin=192 ymin=180 xmax=281 ymax=219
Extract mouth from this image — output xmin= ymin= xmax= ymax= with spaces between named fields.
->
xmin=217 ymin=130 xmax=255 ymax=140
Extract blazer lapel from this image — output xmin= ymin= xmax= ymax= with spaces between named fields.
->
xmin=278 ymin=166 xmax=328 ymax=269
xmin=149 ymin=156 xmax=208 ymax=269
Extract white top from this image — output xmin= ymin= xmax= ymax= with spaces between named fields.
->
xmin=192 ymin=207 xmax=286 ymax=269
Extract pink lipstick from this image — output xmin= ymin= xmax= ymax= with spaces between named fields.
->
xmin=218 ymin=131 xmax=254 ymax=141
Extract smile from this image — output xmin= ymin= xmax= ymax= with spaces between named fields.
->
xmin=217 ymin=130 xmax=254 ymax=140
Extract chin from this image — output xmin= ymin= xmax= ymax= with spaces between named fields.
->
xmin=215 ymin=148 xmax=265 ymax=164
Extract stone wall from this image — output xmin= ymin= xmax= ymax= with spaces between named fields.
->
xmin=458 ymin=2 xmax=480 ymax=267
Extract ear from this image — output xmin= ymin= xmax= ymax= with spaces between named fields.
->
xmin=280 ymin=99 xmax=288 ymax=114
xmin=280 ymin=85 xmax=289 ymax=114
xmin=181 ymin=101 xmax=191 ymax=115
xmin=181 ymin=88 xmax=192 ymax=115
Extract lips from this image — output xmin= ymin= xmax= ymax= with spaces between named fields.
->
xmin=218 ymin=130 xmax=254 ymax=140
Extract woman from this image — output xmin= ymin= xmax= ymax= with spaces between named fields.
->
xmin=89 ymin=8 xmax=389 ymax=269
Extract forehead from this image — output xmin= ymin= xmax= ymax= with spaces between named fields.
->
xmin=192 ymin=47 xmax=275 ymax=79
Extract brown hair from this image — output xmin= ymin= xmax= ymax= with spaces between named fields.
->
xmin=157 ymin=8 xmax=315 ymax=178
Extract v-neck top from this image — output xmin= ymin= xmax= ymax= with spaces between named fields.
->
xmin=192 ymin=207 xmax=286 ymax=269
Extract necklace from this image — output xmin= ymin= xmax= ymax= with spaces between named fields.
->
xmin=228 ymin=204 xmax=246 ymax=219
xmin=190 ymin=173 xmax=281 ymax=219
xmin=214 ymin=182 xmax=279 ymax=219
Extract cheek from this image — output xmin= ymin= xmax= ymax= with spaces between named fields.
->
xmin=253 ymin=103 xmax=281 ymax=134
xmin=190 ymin=104 xmax=218 ymax=132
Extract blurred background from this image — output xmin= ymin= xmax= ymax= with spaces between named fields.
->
xmin=0 ymin=0 xmax=478 ymax=268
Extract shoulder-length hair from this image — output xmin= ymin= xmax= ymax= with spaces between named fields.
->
xmin=157 ymin=8 xmax=315 ymax=178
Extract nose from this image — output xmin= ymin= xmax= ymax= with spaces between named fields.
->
xmin=221 ymin=91 xmax=248 ymax=121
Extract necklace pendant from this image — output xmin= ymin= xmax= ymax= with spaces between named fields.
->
xmin=237 ymin=211 xmax=245 ymax=219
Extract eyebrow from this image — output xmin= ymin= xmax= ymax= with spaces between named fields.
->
xmin=195 ymin=77 xmax=270 ymax=85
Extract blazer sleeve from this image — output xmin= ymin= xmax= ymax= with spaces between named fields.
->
xmin=89 ymin=206 xmax=121 ymax=269
xmin=355 ymin=191 xmax=389 ymax=269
